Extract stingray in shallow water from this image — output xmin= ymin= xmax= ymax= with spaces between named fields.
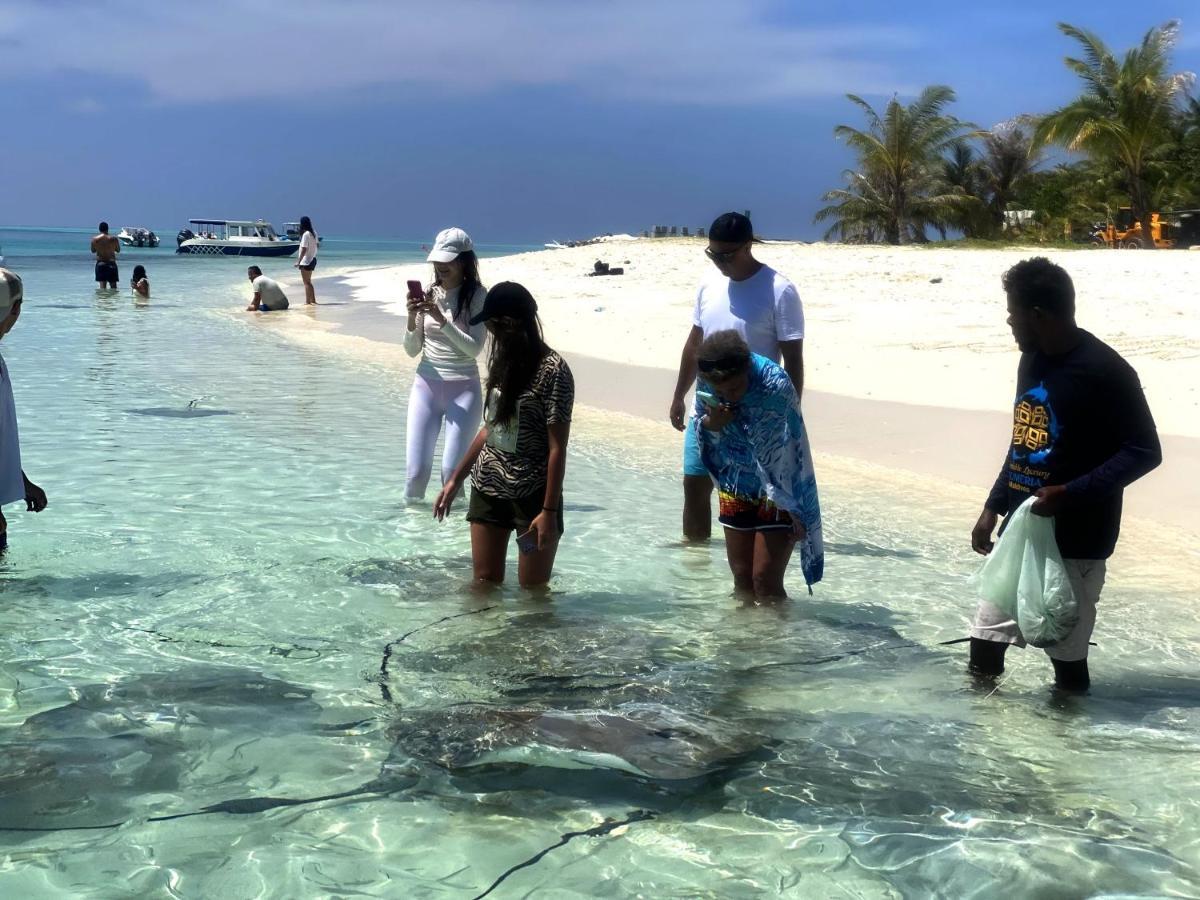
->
xmin=342 ymin=554 xmax=474 ymax=591
xmin=0 ymin=666 xmax=364 ymax=835
xmin=127 ymin=407 xmax=233 ymax=418
xmin=388 ymin=702 xmax=768 ymax=782
xmin=0 ymin=570 xmax=208 ymax=602
xmin=0 ymin=660 xmax=767 ymax=840
xmin=824 ymin=540 xmax=919 ymax=560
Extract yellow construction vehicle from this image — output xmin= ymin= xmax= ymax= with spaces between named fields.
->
xmin=1089 ymin=207 xmax=1176 ymax=249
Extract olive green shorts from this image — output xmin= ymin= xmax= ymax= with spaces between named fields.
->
xmin=466 ymin=488 xmax=565 ymax=535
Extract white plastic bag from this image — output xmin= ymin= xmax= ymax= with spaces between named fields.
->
xmin=975 ymin=497 xmax=1078 ymax=647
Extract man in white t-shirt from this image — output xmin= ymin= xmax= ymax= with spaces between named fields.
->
xmin=669 ymin=212 xmax=805 ymax=541
xmin=0 ymin=269 xmax=49 ymax=551
xmin=246 ymin=266 xmax=290 ymax=311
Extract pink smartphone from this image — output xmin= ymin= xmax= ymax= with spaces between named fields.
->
xmin=407 ymin=279 xmax=423 ymax=298
xmin=516 ymin=529 xmax=538 ymax=554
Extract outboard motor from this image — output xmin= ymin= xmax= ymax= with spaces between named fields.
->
xmin=177 ymin=228 xmax=194 ymax=247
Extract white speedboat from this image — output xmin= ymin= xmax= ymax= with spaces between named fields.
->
xmin=283 ymin=222 xmax=322 ymax=244
xmin=118 ymin=226 xmax=160 ymax=248
xmin=176 ymin=219 xmax=298 ymax=257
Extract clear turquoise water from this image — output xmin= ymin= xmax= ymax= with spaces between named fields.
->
xmin=1 ymin=227 xmax=1199 ymax=897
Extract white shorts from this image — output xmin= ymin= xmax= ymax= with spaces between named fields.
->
xmin=970 ymin=559 xmax=1106 ymax=662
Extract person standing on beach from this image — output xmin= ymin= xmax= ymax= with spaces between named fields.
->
xmin=403 ymin=227 xmax=487 ymax=501
xmin=434 ymin=282 xmax=573 ymax=588
xmin=295 ymin=216 xmax=319 ymax=305
xmin=0 ymin=270 xmax=49 ymax=551
xmin=969 ymin=257 xmax=1161 ymax=692
xmin=90 ymin=222 xmax=120 ymax=289
xmin=693 ymin=330 xmax=822 ymax=600
xmin=669 ymin=212 xmax=805 ymax=541
xmin=245 ymin=266 xmax=290 ymax=311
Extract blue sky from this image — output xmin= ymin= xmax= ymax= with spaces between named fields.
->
xmin=2 ymin=1 xmax=1196 ymax=242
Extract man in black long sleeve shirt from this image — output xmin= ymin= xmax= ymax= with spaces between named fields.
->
xmin=969 ymin=258 xmax=1162 ymax=691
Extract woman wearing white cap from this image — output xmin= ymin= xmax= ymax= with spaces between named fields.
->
xmin=0 ymin=269 xmax=49 ymax=551
xmin=402 ymin=227 xmax=488 ymax=500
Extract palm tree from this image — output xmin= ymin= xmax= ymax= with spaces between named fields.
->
xmin=1173 ymin=95 xmax=1200 ymax=205
xmin=1035 ymin=21 xmax=1196 ymax=248
xmin=940 ymin=142 xmax=988 ymax=237
xmin=978 ymin=122 xmax=1043 ymax=233
xmin=813 ymin=170 xmax=890 ymax=243
xmin=815 ymin=86 xmax=973 ymax=244
xmin=1015 ymin=160 xmax=1120 ymax=239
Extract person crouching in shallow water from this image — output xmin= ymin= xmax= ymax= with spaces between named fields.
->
xmin=693 ymin=330 xmax=822 ymax=600
xmin=245 ymin=266 xmax=290 ymax=312
xmin=0 ymin=270 xmax=48 ymax=551
xmin=434 ymin=282 xmax=574 ymax=588
xmin=130 ymin=265 xmax=150 ymax=298
xmin=968 ymin=257 xmax=1161 ymax=693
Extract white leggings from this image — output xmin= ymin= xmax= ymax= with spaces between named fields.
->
xmin=405 ymin=373 xmax=483 ymax=500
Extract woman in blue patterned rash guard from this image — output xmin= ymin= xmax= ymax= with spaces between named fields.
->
xmin=434 ymin=282 xmax=574 ymax=589
xmin=693 ymin=329 xmax=823 ymax=600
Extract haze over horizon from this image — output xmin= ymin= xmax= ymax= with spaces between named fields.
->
xmin=3 ymin=1 xmax=1196 ymax=242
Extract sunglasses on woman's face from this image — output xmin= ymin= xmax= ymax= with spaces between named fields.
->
xmin=486 ymin=315 xmax=522 ymax=331
xmin=697 ymin=354 xmax=746 ymax=374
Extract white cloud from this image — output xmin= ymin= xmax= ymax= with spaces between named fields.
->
xmin=0 ymin=0 xmax=921 ymax=105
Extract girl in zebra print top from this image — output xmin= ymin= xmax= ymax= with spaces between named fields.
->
xmin=434 ymin=283 xmax=574 ymax=587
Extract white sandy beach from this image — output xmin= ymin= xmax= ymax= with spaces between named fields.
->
xmin=336 ymin=239 xmax=1200 ymax=439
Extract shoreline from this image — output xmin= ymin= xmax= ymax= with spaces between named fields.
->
xmin=328 ymin=239 xmax=1200 ymax=439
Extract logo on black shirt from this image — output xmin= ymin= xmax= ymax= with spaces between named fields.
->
xmin=1011 ymin=382 xmax=1058 ymax=465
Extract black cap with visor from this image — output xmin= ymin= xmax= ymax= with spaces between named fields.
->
xmin=469 ymin=281 xmax=538 ymax=326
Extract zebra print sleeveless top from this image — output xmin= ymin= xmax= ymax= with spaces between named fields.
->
xmin=470 ymin=351 xmax=574 ymax=499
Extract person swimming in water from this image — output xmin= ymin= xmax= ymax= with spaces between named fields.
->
xmin=131 ymin=265 xmax=150 ymax=297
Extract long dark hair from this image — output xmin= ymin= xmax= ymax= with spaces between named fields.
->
xmin=131 ymin=265 xmax=147 ymax=286
xmin=432 ymin=250 xmax=482 ymax=322
xmin=299 ymin=216 xmax=315 ymax=236
xmin=485 ymin=312 xmax=549 ymax=425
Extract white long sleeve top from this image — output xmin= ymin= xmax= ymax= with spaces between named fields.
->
xmin=403 ymin=284 xmax=488 ymax=380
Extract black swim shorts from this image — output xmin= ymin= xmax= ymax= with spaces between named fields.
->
xmin=298 ymin=258 xmax=318 ymax=271
xmin=466 ymin=488 xmax=564 ymax=535
xmin=95 ymin=261 xmax=119 ymax=284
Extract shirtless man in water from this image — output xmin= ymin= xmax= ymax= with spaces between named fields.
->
xmin=90 ymin=222 xmax=120 ymax=289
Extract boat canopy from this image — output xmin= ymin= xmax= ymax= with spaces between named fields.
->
xmin=189 ymin=219 xmax=271 ymax=227
xmin=186 ymin=219 xmax=284 ymax=240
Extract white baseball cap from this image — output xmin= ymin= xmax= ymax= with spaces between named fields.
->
xmin=0 ymin=268 xmax=22 ymax=319
xmin=426 ymin=227 xmax=473 ymax=263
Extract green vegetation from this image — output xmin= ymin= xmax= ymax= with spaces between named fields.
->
xmin=817 ymin=20 xmax=1199 ymax=246
xmin=813 ymin=86 xmax=972 ymax=244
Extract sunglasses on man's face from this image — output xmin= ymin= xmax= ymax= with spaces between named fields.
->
xmin=704 ymin=243 xmax=746 ymax=263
